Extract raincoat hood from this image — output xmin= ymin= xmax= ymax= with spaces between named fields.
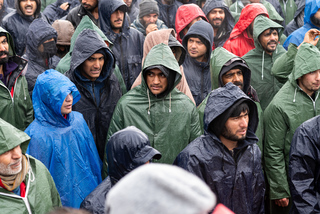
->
xmin=55 ymin=16 xmax=112 ymax=74
xmin=32 ymin=69 xmax=81 ymax=127
xmin=99 ymin=0 xmax=129 ymax=35
xmin=304 ymin=0 xmax=320 ymax=26
xmin=229 ymin=3 xmax=269 ymax=39
xmin=175 ymin=4 xmax=208 ymax=43
xmin=70 ymin=29 xmax=115 ymax=79
xmin=253 ymin=15 xmax=283 ymax=51
xmin=15 ymin=0 xmax=41 ymax=18
xmin=289 ymin=43 xmax=320 ymax=86
xmin=204 ymin=82 xmax=258 ymax=135
xmin=0 ymin=118 xmax=30 ymax=155
xmin=211 ymin=47 xmax=251 ymax=94
xmin=107 ymin=126 xmax=161 ymax=185
xmin=182 ymin=20 xmax=213 ymax=62
xmin=263 ymin=0 xmax=283 ymax=23
xmin=25 ymin=18 xmax=57 ymax=64
xmin=141 ymin=43 xmax=181 ymax=97
xmin=0 ymin=27 xmax=15 ymax=56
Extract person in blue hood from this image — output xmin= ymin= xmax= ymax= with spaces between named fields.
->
xmin=174 ymin=83 xmax=265 ymax=214
xmin=24 ymin=18 xmax=58 ymax=97
xmin=65 ymin=28 xmax=122 ymax=161
xmin=283 ymin=0 xmax=320 ymax=50
xmin=25 ymin=69 xmax=102 ymax=208
xmin=80 ymin=126 xmax=161 ymax=214
xmin=99 ymin=0 xmax=144 ymax=91
xmin=182 ymin=20 xmax=213 ymax=106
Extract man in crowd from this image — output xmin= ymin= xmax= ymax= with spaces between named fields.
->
xmin=0 ymin=27 xmax=33 ymax=131
xmin=65 ymin=28 xmax=122 ymax=161
xmin=99 ymin=0 xmax=144 ymax=90
xmin=107 ymin=43 xmax=201 ymax=167
xmin=175 ymin=3 xmax=208 ymax=43
xmin=131 ymin=0 xmax=167 ymax=36
xmin=0 ymin=118 xmax=61 ymax=213
xmin=124 ymin=0 xmax=139 ymax=22
xmin=155 ymin=0 xmax=182 ymax=29
xmin=66 ymin=0 xmax=99 ymax=28
xmin=283 ymin=0 xmax=305 ymax=36
xmin=264 ymin=42 xmax=320 ymax=213
xmin=242 ymin=15 xmax=285 ymax=110
xmin=0 ymin=0 xmax=13 ymax=23
xmin=174 ymin=83 xmax=265 ymax=213
xmin=283 ymin=0 xmax=320 ymax=50
xmin=2 ymin=0 xmax=43 ymax=56
xmin=202 ymin=0 xmax=234 ymax=49
xmin=182 ymin=20 xmax=213 ymax=106
xmin=289 ymin=115 xmax=320 ymax=213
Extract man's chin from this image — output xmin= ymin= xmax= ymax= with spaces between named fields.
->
xmin=0 ymin=57 xmax=9 ymax=65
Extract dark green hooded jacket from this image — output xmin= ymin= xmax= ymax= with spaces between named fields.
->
xmin=0 ymin=118 xmax=61 ymax=213
xmin=243 ymin=15 xmax=286 ymax=111
xmin=264 ymin=43 xmax=320 ymax=200
xmin=106 ymin=43 xmax=201 ymax=167
xmin=197 ymin=47 xmax=264 ymax=153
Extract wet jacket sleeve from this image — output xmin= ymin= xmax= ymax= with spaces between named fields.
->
xmin=264 ymin=104 xmax=291 ymax=200
xmin=271 ymin=43 xmax=298 ymax=84
xmin=289 ymin=126 xmax=320 ymax=214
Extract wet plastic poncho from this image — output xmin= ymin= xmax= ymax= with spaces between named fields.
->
xmin=0 ymin=27 xmax=33 ymax=131
xmin=264 ymin=43 xmax=320 ymax=201
xmin=81 ymin=126 xmax=161 ymax=214
xmin=279 ymin=0 xmax=297 ymax=25
xmin=242 ymin=15 xmax=286 ymax=111
xmin=0 ymin=118 xmax=62 ymax=213
xmin=283 ymin=0 xmax=305 ymax=36
xmin=2 ymin=0 xmax=43 ymax=56
xmin=43 ymin=0 xmax=79 ymax=24
xmin=182 ymin=20 xmax=213 ymax=106
xmin=283 ymin=0 xmax=320 ymax=50
xmin=66 ymin=3 xmax=98 ymax=28
xmin=289 ymin=115 xmax=320 ymax=214
xmin=174 ymin=83 xmax=265 ymax=214
xmin=99 ymin=0 xmax=144 ymax=91
xmin=155 ymin=0 xmax=182 ymax=29
xmin=65 ymin=29 xmax=122 ymax=161
xmin=107 ymin=43 xmax=201 ymax=166
xmin=25 ymin=69 xmax=102 ymax=208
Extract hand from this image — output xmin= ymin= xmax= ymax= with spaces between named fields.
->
xmin=146 ymin=24 xmax=158 ymax=35
xmin=298 ymin=29 xmax=320 ymax=48
xmin=60 ymin=2 xmax=70 ymax=11
xmin=274 ymin=198 xmax=289 ymax=207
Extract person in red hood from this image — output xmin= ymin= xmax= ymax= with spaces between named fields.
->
xmin=223 ymin=3 xmax=269 ymax=57
xmin=175 ymin=3 xmax=208 ymax=44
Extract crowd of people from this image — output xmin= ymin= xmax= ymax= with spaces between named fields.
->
xmin=0 ymin=0 xmax=319 ymax=213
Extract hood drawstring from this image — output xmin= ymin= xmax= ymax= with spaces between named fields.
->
xmin=222 ymin=150 xmax=226 ymax=174
xmin=147 ymin=89 xmax=151 ymax=115
xmin=26 ymin=155 xmax=35 ymax=182
xmin=169 ymin=93 xmax=171 ymax=113
xmin=290 ymin=0 xmax=292 ymax=8
xmin=23 ymin=79 xmax=26 ymax=100
xmin=293 ymin=87 xmax=297 ymax=102
xmin=261 ymin=51 xmax=265 ymax=80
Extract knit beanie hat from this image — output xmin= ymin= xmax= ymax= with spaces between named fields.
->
xmin=139 ymin=0 xmax=159 ymax=18
xmin=105 ymin=164 xmax=216 ymax=214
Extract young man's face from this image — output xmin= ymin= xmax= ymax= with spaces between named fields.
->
xmin=187 ymin=37 xmax=207 ymax=62
xmin=207 ymin=8 xmax=225 ymax=29
xmin=258 ymin=28 xmax=278 ymax=55
xmin=81 ymin=0 xmax=98 ymax=11
xmin=221 ymin=110 xmax=249 ymax=142
xmin=141 ymin=13 xmax=158 ymax=28
xmin=0 ymin=35 xmax=9 ymax=64
xmin=81 ymin=53 xmax=105 ymax=81
xmin=146 ymin=68 xmax=168 ymax=95
xmin=19 ymin=0 xmax=37 ymax=17
xmin=110 ymin=9 xmax=124 ymax=31
xmin=61 ymin=93 xmax=73 ymax=115
xmin=222 ymin=68 xmax=244 ymax=90
xmin=298 ymin=69 xmax=320 ymax=97
xmin=0 ymin=145 xmax=22 ymax=176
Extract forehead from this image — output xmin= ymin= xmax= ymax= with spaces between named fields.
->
xmin=144 ymin=13 xmax=158 ymax=17
xmin=148 ymin=68 xmax=163 ymax=74
xmin=0 ymin=35 xmax=7 ymax=41
xmin=210 ymin=8 xmax=224 ymax=13
xmin=224 ymin=68 xmax=242 ymax=75
xmin=88 ymin=53 xmax=104 ymax=59
xmin=188 ymin=37 xmax=201 ymax=42
xmin=261 ymin=28 xmax=278 ymax=36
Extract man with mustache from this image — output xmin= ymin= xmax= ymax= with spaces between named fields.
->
xmin=2 ymin=0 xmax=44 ymax=56
xmin=202 ymin=0 xmax=234 ymax=50
xmin=242 ymin=15 xmax=286 ymax=111
xmin=0 ymin=118 xmax=61 ymax=213
xmin=0 ymin=27 xmax=33 ymax=131
xmin=66 ymin=0 xmax=98 ymax=28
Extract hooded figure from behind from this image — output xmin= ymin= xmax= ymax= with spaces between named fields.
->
xmin=182 ymin=20 xmax=213 ymax=106
xmin=26 ymin=69 xmax=102 ymax=208
xmin=174 ymin=83 xmax=265 ymax=214
xmin=80 ymin=126 xmax=161 ymax=214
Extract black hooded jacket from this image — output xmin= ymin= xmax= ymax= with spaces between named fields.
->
xmin=182 ymin=20 xmax=213 ymax=106
xmin=174 ymin=83 xmax=265 ymax=214
xmin=202 ymin=0 xmax=234 ymax=48
xmin=284 ymin=0 xmax=305 ymax=36
xmin=99 ymin=0 xmax=144 ymax=91
xmin=65 ymin=29 xmax=122 ymax=160
xmin=66 ymin=3 xmax=98 ymax=28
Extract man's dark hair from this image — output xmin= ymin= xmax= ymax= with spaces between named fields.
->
xmin=230 ymin=102 xmax=249 ymax=117
xmin=267 ymin=28 xmax=279 ymax=35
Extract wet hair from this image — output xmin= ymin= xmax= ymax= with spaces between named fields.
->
xmin=230 ymin=102 xmax=249 ymax=117
xmin=267 ymin=28 xmax=279 ymax=35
